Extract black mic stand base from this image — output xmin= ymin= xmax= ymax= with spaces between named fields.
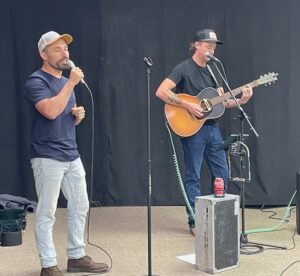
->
xmin=238 ymin=182 xmax=287 ymax=255
xmin=240 ymin=235 xmax=287 ymax=255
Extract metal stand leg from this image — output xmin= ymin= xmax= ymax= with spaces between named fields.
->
xmin=238 ymin=182 xmax=287 ymax=254
xmin=142 ymin=57 xmax=159 ymax=276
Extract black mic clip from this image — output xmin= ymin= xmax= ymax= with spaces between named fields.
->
xmin=143 ymin=57 xmax=153 ymax=67
xmin=205 ymin=52 xmax=220 ymax=63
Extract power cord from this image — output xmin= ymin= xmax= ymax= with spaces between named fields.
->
xmin=277 ymin=203 xmax=299 ymax=276
xmin=245 ymin=190 xmax=296 ymax=235
xmin=81 ymin=81 xmax=113 ymax=274
xmin=246 ymin=193 xmax=298 ymax=275
xmin=280 ymin=260 xmax=300 ymax=276
xmin=240 ymin=192 xmax=297 ymax=257
xmin=260 ymin=205 xmax=295 ymax=223
xmin=259 ymin=206 xmax=297 ymax=253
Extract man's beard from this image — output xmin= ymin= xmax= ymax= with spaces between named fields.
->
xmin=49 ymin=59 xmax=69 ymax=70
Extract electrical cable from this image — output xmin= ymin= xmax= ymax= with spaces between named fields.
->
xmin=285 ymin=225 xmax=297 ymax=251
xmin=244 ymin=190 xmax=296 ymax=235
xmin=240 ymin=191 xmax=297 ymax=256
xmin=278 ymin=207 xmax=299 ymax=275
xmin=280 ymin=260 xmax=300 ymax=276
xmin=81 ymin=81 xmax=113 ymax=273
xmin=261 ymin=206 xmax=297 ymax=252
xmin=165 ymin=122 xmax=195 ymax=220
xmin=260 ymin=204 xmax=295 ymax=223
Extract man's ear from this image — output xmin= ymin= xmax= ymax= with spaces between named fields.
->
xmin=39 ymin=51 xmax=47 ymax=61
xmin=194 ymin=41 xmax=201 ymax=50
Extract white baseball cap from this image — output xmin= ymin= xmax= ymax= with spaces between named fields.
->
xmin=38 ymin=31 xmax=73 ymax=53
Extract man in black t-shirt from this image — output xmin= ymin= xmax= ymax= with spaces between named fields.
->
xmin=156 ymin=29 xmax=253 ymax=236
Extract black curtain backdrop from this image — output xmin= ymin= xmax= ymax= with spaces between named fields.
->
xmin=1 ymin=0 xmax=299 ymax=206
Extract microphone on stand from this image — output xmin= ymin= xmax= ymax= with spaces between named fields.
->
xmin=205 ymin=52 xmax=221 ymax=63
xmin=65 ymin=59 xmax=87 ymax=86
xmin=143 ymin=57 xmax=153 ymax=67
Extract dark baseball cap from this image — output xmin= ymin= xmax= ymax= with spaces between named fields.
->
xmin=194 ymin=29 xmax=223 ymax=45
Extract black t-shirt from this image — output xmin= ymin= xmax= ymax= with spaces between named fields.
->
xmin=168 ymin=58 xmax=223 ymax=96
xmin=25 ymin=69 xmax=79 ymax=161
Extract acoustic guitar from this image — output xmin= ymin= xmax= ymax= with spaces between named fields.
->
xmin=164 ymin=72 xmax=278 ymax=137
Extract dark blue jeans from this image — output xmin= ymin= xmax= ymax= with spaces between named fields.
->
xmin=181 ymin=123 xmax=228 ymax=226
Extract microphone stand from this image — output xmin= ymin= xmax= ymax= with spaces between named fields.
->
xmin=213 ymin=58 xmax=286 ymax=253
xmin=211 ymin=61 xmax=259 ymax=138
xmin=142 ymin=57 xmax=158 ymax=276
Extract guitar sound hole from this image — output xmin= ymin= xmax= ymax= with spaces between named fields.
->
xmin=200 ymin=100 xmax=212 ymax=112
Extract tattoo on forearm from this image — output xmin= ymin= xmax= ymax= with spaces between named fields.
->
xmin=169 ymin=94 xmax=182 ymax=105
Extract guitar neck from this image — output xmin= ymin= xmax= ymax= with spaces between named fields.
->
xmin=211 ymin=80 xmax=258 ymax=106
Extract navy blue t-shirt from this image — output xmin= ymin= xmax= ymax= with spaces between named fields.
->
xmin=25 ymin=69 xmax=79 ymax=161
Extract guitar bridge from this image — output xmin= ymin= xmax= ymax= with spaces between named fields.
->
xmin=201 ymin=99 xmax=212 ymax=112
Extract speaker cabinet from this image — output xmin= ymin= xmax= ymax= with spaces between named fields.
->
xmin=195 ymin=194 xmax=240 ymax=274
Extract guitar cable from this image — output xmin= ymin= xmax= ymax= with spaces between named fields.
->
xmin=165 ymin=122 xmax=195 ymax=220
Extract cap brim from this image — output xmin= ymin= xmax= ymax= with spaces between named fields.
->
xmin=60 ymin=34 xmax=73 ymax=45
xmin=202 ymin=39 xmax=223 ymax=45
xmin=46 ymin=34 xmax=73 ymax=48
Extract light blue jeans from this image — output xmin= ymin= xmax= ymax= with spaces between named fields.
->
xmin=30 ymin=157 xmax=89 ymax=268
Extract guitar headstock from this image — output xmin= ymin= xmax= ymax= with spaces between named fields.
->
xmin=257 ymin=72 xmax=278 ymax=86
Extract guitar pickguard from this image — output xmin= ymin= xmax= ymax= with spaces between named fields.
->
xmin=198 ymin=87 xmax=225 ymax=120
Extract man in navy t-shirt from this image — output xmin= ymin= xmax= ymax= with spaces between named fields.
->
xmin=25 ymin=31 xmax=108 ymax=276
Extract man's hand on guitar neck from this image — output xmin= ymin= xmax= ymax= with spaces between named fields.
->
xmin=240 ymin=85 xmax=253 ymax=105
xmin=224 ymin=85 xmax=253 ymax=108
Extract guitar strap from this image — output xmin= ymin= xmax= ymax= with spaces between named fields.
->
xmin=207 ymin=64 xmax=222 ymax=90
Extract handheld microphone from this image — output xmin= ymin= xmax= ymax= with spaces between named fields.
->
xmin=65 ymin=59 xmax=87 ymax=85
xmin=205 ymin=52 xmax=220 ymax=63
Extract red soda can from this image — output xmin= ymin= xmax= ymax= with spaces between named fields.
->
xmin=214 ymin=177 xmax=225 ymax=198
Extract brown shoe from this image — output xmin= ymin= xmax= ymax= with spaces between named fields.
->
xmin=40 ymin=265 xmax=63 ymax=276
xmin=67 ymin=255 xmax=108 ymax=273
xmin=189 ymin=225 xmax=196 ymax=236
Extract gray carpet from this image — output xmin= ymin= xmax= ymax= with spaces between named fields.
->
xmin=0 ymin=205 xmax=299 ymax=276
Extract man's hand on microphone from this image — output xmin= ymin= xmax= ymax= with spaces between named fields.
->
xmin=72 ymin=105 xmax=85 ymax=125
xmin=69 ymin=67 xmax=84 ymax=86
